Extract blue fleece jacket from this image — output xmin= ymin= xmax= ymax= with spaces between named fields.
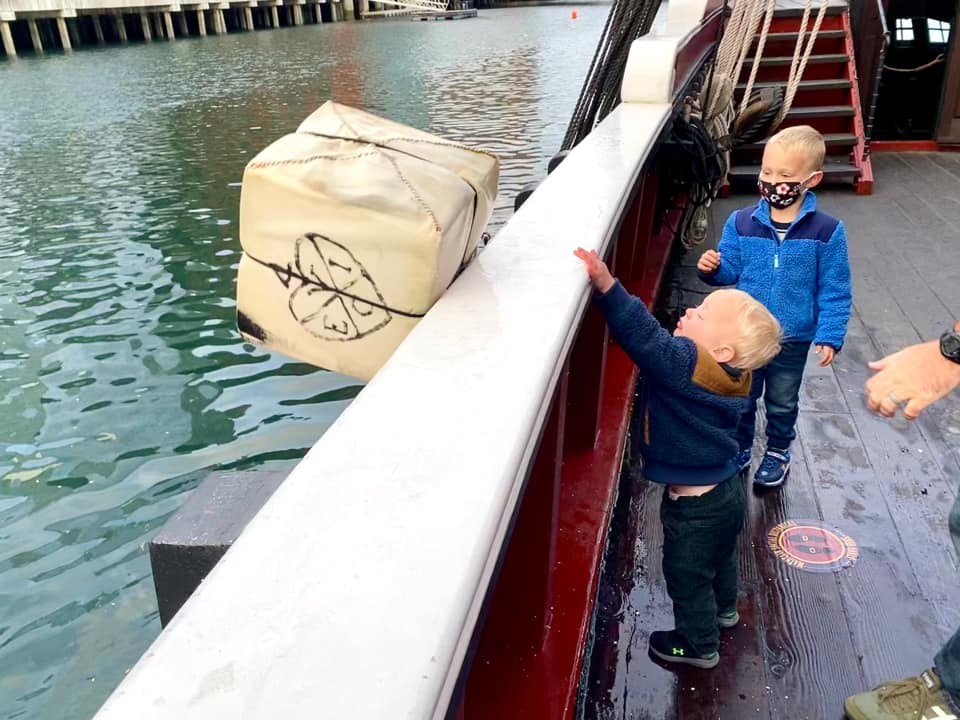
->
xmin=700 ymin=192 xmax=852 ymax=350
xmin=595 ymin=281 xmax=752 ymax=485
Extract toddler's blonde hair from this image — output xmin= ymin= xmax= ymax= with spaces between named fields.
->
xmin=723 ymin=290 xmax=783 ymax=370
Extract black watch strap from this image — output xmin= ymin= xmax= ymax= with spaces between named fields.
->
xmin=941 ymin=329 xmax=960 ymax=365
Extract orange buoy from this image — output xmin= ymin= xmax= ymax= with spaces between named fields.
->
xmin=571 ymin=9 xmax=578 ymax=19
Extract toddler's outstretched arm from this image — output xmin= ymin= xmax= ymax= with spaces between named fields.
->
xmin=573 ymin=247 xmax=693 ymax=387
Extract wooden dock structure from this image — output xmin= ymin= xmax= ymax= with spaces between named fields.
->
xmin=0 ymin=0 xmax=351 ymax=57
xmin=0 ymin=0 xmax=469 ymax=57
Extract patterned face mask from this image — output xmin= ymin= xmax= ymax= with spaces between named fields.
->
xmin=757 ymin=176 xmax=812 ymax=209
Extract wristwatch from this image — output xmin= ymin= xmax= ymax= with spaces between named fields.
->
xmin=942 ymin=325 xmax=960 ymax=365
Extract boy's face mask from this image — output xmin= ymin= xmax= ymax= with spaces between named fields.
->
xmin=757 ymin=176 xmax=813 ymax=209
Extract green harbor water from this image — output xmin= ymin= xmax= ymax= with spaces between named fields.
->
xmin=0 ymin=6 xmax=606 ymax=718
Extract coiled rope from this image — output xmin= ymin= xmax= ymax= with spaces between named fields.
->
xmin=561 ymin=0 xmax=665 ymax=151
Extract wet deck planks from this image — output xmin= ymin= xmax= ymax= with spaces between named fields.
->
xmin=581 ymin=153 xmax=960 ymax=720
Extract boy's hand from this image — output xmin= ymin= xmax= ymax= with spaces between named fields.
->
xmin=697 ymin=249 xmax=721 ymax=274
xmin=574 ymin=247 xmax=615 ymax=294
xmin=815 ymin=345 xmax=836 ymax=367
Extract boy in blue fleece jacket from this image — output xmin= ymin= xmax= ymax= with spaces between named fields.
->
xmin=575 ymin=247 xmax=782 ymax=668
xmin=698 ymin=125 xmax=852 ymax=487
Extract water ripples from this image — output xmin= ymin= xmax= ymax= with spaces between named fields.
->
xmin=0 ymin=6 xmax=606 ymax=718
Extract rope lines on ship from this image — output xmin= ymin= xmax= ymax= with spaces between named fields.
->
xmin=664 ymin=108 xmax=727 ymax=249
xmin=774 ymin=0 xmax=830 ymax=125
xmin=553 ymin=0 xmax=833 ymax=247
xmin=702 ymin=0 xmax=830 ymax=149
xmin=883 ymin=53 xmax=946 ymax=73
xmin=560 ymin=0 xmax=664 ymax=151
xmin=675 ymin=0 xmax=777 ymax=247
xmin=673 ymin=0 xmax=829 ymax=247
xmin=703 ymin=0 xmax=776 ymax=147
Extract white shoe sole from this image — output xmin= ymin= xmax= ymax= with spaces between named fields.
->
xmin=754 ymin=465 xmax=790 ymax=488
xmin=718 ymin=611 xmax=740 ymax=628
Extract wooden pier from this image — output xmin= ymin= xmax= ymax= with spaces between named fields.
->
xmin=0 ymin=0 xmax=483 ymax=55
xmin=582 ymin=152 xmax=960 ymax=720
xmin=0 ymin=0 xmax=355 ymax=58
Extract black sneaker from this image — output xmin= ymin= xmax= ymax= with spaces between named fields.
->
xmin=736 ymin=448 xmax=752 ymax=474
xmin=648 ymin=630 xmax=719 ymax=669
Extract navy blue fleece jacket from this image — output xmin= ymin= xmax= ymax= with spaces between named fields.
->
xmin=594 ymin=282 xmax=752 ymax=485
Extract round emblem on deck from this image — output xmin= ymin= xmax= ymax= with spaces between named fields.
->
xmin=767 ymin=520 xmax=858 ymax=573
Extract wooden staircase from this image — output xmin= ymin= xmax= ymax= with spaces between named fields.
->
xmin=729 ymin=3 xmax=873 ymax=194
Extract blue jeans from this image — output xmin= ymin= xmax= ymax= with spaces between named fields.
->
xmin=736 ymin=341 xmax=810 ymax=453
xmin=935 ymin=492 xmax=960 ymax=698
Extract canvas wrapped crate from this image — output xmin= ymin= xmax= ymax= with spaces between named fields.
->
xmin=236 ymin=102 xmax=499 ymax=381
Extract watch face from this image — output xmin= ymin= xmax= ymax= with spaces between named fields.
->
xmin=943 ymin=332 xmax=960 ymax=360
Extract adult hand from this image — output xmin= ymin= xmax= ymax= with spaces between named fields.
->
xmin=697 ymin=249 xmax=721 ymax=274
xmin=815 ymin=345 xmax=836 ymax=367
xmin=865 ymin=340 xmax=960 ymax=419
xmin=574 ymin=247 xmax=615 ymax=294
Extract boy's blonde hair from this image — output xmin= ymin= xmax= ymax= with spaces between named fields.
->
xmin=727 ymin=291 xmax=782 ymax=370
xmin=766 ymin=125 xmax=826 ymax=172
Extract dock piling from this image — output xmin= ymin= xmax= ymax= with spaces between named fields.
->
xmin=27 ymin=18 xmax=43 ymax=53
xmin=1 ymin=20 xmax=16 ymax=57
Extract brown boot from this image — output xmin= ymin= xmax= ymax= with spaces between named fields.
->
xmin=844 ymin=669 xmax=960 ymax=720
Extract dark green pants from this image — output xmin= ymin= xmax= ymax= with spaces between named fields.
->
xmin=660 ymin=476 xmax=745 ymax=656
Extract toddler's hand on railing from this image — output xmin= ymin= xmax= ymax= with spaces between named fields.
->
xmin=574 ymin=247 xmax=615 ymax=294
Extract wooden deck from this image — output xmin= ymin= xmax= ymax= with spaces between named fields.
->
xmin=581 ymin=153 xmax=960 ymax=720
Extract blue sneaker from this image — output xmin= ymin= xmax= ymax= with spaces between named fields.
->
xmin=735 ymin=448 xmax=752 ymax=474
xmin=754 ymin=449 xmax=790 ymax=487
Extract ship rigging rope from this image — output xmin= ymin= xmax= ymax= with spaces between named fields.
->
xmin=883 ymin=54 xmax=946 ymax=73
xmin=675 ymin=0 xmax=828 ymax=248
xmin=669 ymin=112 xmax=727 ymax=250
xmin=560 ymin=0 xmax=664 ymax=151
xmin=680 ymin=0 xmax=777 ymax=249
xmin=735 ymin=0 xmax=776 ymax=117
xmin=774 ymin=0 xmax=830 ymax=125
xmin=704 ymin=0 xmax=775 ymax=147
xmin=704 ymin=0 xmax=830 ymax=143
